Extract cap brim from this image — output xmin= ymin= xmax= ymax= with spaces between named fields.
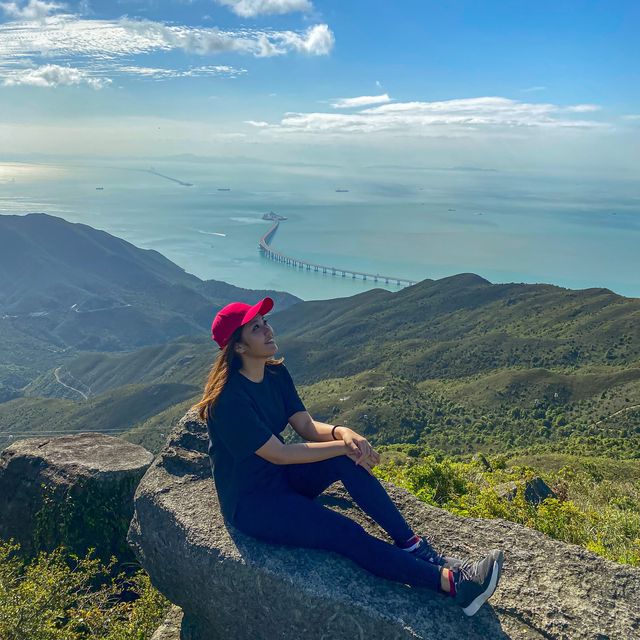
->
xmin=241 ymin=296 xmax=274 ymax=326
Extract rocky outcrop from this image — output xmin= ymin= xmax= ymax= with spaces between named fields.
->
xmin=0 ymin=432 xmax=153 ymax=563
xmin=129 ymin=409 xmax=640 ymax=640
xmin=494 ymin=476 xmax=557 ymax=505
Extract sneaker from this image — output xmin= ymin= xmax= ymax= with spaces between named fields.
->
xmin=451 ymin=549 xmax=504 ymax=617
xmin=404 ymin=534 xmax=465 ymax=570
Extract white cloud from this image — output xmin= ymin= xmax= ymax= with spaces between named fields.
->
xmin=331 ymin=93 xmax=391 ymax=108
xmin=117 ymin=65 xmax=246 ymax=79
xmin=564 ymin=104 xmax=600 ymax=113
xmin=117 ymin=20 xmax=333 ymax=57
xmin=361 ymin=96 xmax=557 ymax=117
xmin=215 ymin=0 xmax=312 ymax=17
xmin=622 ymin=114 xmax=640 ymax=121
xmin=245 ymin=120 xmax=269 ymax=127
xmin=118 ymin=18 xmax=254 ymax=56
xmin=253 ymin=96 xmax=609 ymax=136
xmin=2 ymin=63 xmax=110 ymax=88
xmin=522 ymin=86 xmax=547 ymax=93
xmin=0 ymin=13 xmax=334 ymax=85
xmin=272 ymin=23 xmax=333 ymax=55
xmin=0 ymin=15 xmax=334 ymax=61
xmin=0 ymin=0 xmax=64 ymax=22
xmin=254 ymin=33 xmax=283 ymax=56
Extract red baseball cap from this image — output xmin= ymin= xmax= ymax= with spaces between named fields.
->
xmin=211 ymin=297 xmax=274 ymax=350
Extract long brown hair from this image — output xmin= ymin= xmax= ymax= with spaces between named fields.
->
xmin=194 ymin=323 xmax=284 ymax=422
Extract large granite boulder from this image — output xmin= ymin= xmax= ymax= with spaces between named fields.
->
xmin=129 ymin=409 xmax=640 ymax=640
xmin=0 ymin=432 xmax=153 ymax=563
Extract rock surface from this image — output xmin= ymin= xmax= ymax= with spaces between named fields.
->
xmin=494 ymin=476 xmax=557 ymax=505
xmin=0 ymin=432 xmax=153 ymax=562
xmin=129 ymin=409 xmax=640 ymax=640
xmin=151 ymin=605 xmax=183 ymax=640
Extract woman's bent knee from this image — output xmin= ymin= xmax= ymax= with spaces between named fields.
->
xmin=336 ymin=455 xmax=374 ymax=482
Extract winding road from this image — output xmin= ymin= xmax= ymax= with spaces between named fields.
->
xmin=54 ymin=367 xmax=90 ymax=401
xmin=591 ymin=403 xmax=640 ymax=427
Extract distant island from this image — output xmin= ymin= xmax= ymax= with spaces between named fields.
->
xmin=217 ymin=188 xmax=231 ymax=192
xmin=262 ymin=211 xmax=288 ymax=221
xmin=335 ymin=188 xmax=349 ymax=193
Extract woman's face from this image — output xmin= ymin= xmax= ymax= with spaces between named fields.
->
xmin=237 ymin=313 xmax=278 ymax=357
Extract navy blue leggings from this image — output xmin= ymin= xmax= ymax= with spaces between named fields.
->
xmin=232 ymin=455 xmax=442 ymax=592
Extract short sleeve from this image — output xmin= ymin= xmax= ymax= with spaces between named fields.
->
xmin=279 ymin=364 xmax=307 ymax=419
xmin=209 ymin=392 xmax=273 ymax=461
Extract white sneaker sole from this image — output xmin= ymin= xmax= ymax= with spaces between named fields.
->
xmin=461 ymin=551 xmax=504 ymax=617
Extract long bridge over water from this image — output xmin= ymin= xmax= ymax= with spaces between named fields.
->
xmin=258 ymin=221 xmax=416 ymax=287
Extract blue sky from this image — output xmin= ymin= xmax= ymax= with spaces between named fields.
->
xmin=1 ymin=0 xmax=639 ymax=174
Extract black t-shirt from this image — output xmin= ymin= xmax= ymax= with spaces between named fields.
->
xmin=206 ymin=362 xmax=307 ymax=525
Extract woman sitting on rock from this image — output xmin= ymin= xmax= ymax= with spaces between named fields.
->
xmin=194 ymin=296 xmax=504 ymax=617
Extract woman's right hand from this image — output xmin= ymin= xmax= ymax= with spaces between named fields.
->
xmin=346 ymin=448 xmax=380 ymax=476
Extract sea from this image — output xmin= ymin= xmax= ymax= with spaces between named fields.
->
xmin=1 ymin=158 xmax=638 ymax=302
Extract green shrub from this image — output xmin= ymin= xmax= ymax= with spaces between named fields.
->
xmin=535 ymin=498 xmax=592 ymax=546
xmin=0 ymin=539 xmax=170 ymax=640
xmin=376 ymin=455 xmax=468 ymax=506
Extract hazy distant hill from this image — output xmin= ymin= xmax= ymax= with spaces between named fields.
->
xmin=0 ymin=213 xmax=301 ymax=399
xmin=0 ymin=212 xmax=201 ymax=308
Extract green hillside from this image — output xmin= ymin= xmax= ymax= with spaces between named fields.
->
xmin=293 ymin=368 xmax=640 ymax=458
xmin=0 ymin=382 xmax=198 ymax=450
xmin=272 ymin=274 xmax=640 ymax=384
xmin=123 ymin=396 xmax=200 ymax=453
xmin=9 ymin=272 xmax=638 ymax=460
xmin=24 ymin=336 xmax=210 ymax=400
